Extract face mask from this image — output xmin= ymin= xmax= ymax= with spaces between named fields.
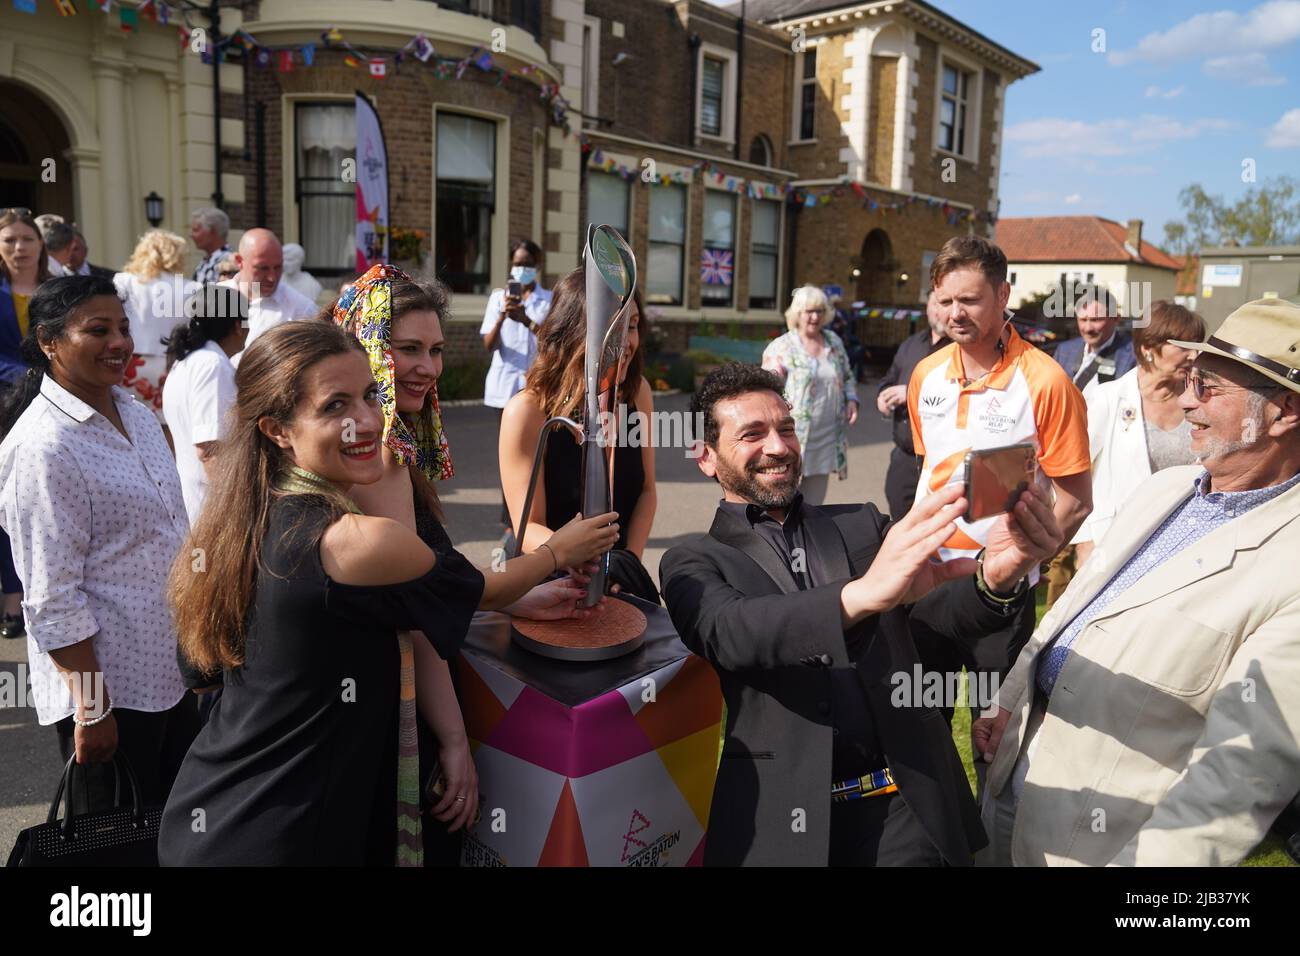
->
xmin=510 ymin=266 xmax=537 ymax=286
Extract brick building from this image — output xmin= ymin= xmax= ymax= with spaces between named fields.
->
xmin=1 ymin=0 xmax=1038 ymax=365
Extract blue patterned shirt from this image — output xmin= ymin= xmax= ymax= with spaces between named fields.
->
xmin=1037 ymin=468 xmax=1300 ymax=696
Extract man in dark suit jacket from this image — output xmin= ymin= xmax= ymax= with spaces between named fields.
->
xmin=660 ymin=364 xmax=1063 ymax=867
xmin=1051 ymin=287 xmax=1136 ymax=396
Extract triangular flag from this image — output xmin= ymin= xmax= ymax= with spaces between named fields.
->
xmin=343 ymin=54 xmax=360 ymax=69
xmin=323 ymin=25 xmax=342 ymax=44
xmin=99 ymin=0 xmax=111 ymax=11
xmin=413 ymin=35 xmax=433 ymax=62
xmin=54 ymin=0 xmax=77 ymax=15
xmin=368 ymin=58 xmax=387 ymax=78
xmin=14 ymin=0 xmax=37 ymax=13
xmin=158 ymin=2 xmax=169 ymax=24
xmin=301 ymin=43 xmax=314 ymax=66
xmin=119 ymin=6 xmax=136 ymax=29
xmin=472 ymin=48 xmax=493 ymax=71
xmin=278 ymin=50 xmax=293 ymax=72
xmin=138 ymin=0 xmax=155 ymax=20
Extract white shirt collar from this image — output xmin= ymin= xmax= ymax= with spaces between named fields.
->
xmin=1083 ymin=329 xmax=1118 ymax=360
xmin=39 ymin=374 xmax=135 ymax=426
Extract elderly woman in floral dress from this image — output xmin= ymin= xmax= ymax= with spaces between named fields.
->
xmin=761 ymin=285 xmax=859 ymax=505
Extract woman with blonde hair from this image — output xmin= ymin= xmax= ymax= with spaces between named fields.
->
xmin=114 ymin=229 xmax=197 ymax=422
xmin=761 ymin=284 xmax=859 ymax=504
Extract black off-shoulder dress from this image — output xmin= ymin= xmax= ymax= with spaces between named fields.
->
xmin=158 ymin=494 xmax=484 ymax=866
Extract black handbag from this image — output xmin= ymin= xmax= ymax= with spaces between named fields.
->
xmin=6 ymin=752 xmax=161 ymax=867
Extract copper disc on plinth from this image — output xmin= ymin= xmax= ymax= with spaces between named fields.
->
xmin=511 ymin=597 xmax=647 ymax=661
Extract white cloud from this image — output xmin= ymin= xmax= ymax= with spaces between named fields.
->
xmin=1005 ymin=115 xmax=1235 ymax=158
xmin=1064 ymin=193 xmax=1083 ymax=204
xmin=1109 ymin=0 xmax=1300 ymax=65
xmin=1144 ymin=84 xmax=1185 ymax=98
xmin=1202 ymin=52 xmax=1287 ymax=85
xmin=1266 ymin=108 xmax=1300 ymax=146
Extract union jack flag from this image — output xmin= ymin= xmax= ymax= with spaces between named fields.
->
xmin=701 ymin=247 xmax=733 ymax=286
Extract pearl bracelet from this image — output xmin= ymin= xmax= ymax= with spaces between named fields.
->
xmin=73 ymin=704 xmax=113 ymax=728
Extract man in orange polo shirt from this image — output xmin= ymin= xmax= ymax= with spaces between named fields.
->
xmin=906 ymin=236 xmax=1092 ymax=735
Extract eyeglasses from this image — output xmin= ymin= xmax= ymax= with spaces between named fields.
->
xmin=1183 ymin=368 xmax=1286 ymax=403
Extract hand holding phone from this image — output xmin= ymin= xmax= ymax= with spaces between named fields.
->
xmin=962 ymin=443 xmax=1037 ymax=523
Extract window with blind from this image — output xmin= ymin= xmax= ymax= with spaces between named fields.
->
xmin=647 ymin=183 xmax=686 ymax=306
xmin=435 ymin=112 xmax=496 ymax=295
xmin=701 ymin=57 xmax=724 ymax=137
xmin=702 ymin=191 xmax=736 ymax=308
xmin=749 ymin=199 xmax=780 ymax=311
xmin=295 ymin=102 xmax=356 ymax=275
xmin=586 ymin=171 xmax=630 ymax=239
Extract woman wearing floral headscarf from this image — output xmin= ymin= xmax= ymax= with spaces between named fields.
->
xmin=333 ymin=265 xmax=612 ymax=855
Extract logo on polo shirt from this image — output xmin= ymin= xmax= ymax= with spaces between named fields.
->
xmin=922 ymin=395 xmax=946 ymax=408
xmin=977 ymin=395 xmax=1017 ymax=434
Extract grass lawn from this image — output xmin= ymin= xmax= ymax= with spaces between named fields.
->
xmin=946 ymin=590 xmax=1293 ymax=866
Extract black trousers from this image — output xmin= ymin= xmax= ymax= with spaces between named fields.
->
xmin=55 ymin=695 xmax=200 ymax=815
xmin=828 ymin=791 xmax=945 ymax=866
xmin=885 ymin=447 xmax=923 ymax=522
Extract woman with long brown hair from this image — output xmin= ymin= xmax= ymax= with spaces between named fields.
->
xmin=499 ymin=267 xmax=659 ymax=602
xmin=158 ymin=321 xmax=616 ymax=866
xmin=332 ymin=265 xmax=610 ymax=853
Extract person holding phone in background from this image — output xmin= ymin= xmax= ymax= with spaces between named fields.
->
xmin=482 ymin=238 xmax=552 ymax=528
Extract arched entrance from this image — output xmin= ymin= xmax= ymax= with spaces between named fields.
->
xmin=854 ymin=228 xmax=896 ymax=303
xmin=0 ymin=81 xmax=74 ymax=217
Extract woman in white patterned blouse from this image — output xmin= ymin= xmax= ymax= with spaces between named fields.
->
xmin=0 ymin=274 xmax=196 ymax=816
xmin=762 ymin=285 xmax=860 ymax=505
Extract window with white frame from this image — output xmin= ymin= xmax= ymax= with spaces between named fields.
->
xmin=295 ymin=102 xmax=355 ymax=274
xmin=435 ymin=112 xmax=496 ymax=295
xmin=702 ymin=191 xmax=736 ymax=307
xmin=938 ymin=61 xmax=975 ymax=156
xmin=647 ymin=183 xmax=686 ymax=306
xmin=697 ymin=45 xmax=737 ymax=142
xmin=794 ymin=47 xmax=817 ymax=141
xmin=749 ymin=199 xmax=780 ymax=310
xmin=586 ymin=170 xmax=629 ymax=239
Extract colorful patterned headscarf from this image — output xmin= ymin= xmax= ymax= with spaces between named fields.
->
xmin=333 ymin=263 xmax=454 ymax=481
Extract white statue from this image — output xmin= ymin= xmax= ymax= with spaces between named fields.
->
xmin=282 ymin=243 xmax=323 ymax=302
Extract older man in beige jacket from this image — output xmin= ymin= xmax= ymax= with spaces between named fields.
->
xmin=975 ymin=298 xmax=1300 ymax=866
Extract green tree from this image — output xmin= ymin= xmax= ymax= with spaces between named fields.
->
xmin=1163 ymin=176 xmax=1300 ymax=253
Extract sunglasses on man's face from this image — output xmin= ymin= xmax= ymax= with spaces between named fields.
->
xmin=1183 ymin=368 xmax=1286 ymax=403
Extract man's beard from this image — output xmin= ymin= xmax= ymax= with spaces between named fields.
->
xmin=1193 ymin=398 xmax=1268 ymax=463
xmin=715 ymin=451 xmax=802 ymax=509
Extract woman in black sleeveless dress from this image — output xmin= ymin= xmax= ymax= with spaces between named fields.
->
xmin=159 ymin=320 xmax=617 ymax=865
xmin=499 ymin=271 xmax=661 ymax=603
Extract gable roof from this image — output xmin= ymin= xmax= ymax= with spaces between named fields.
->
xmin=996 ymin=216 xmax=1182 ymax=271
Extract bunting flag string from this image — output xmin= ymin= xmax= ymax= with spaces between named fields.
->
xmin=38 ymin=9 xmax=994 ymax=226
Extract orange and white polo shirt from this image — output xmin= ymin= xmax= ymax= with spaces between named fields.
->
xmin=906 ymin=326 xmax=1089 ymax=563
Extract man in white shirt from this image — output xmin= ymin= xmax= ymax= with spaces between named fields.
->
xmin=481 ymin=239 xmax=552 ymax=526
xmin=222 ymin=228 xmax=317 ymax=355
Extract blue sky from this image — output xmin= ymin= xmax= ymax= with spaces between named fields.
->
xmin=711 ymin=1 xmax=1300 ymax=250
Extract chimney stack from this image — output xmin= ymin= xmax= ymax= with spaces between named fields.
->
xmin=1125 ymin=219 xmax=1143 ymax=254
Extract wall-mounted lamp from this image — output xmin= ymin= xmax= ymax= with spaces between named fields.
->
xmin=851 ymin=267 xmax=862 ymax=277
xmin=144 ymin=191 xmax=165 ymax=228
xmin=898 ymin=272 xmax=910 ymax=286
